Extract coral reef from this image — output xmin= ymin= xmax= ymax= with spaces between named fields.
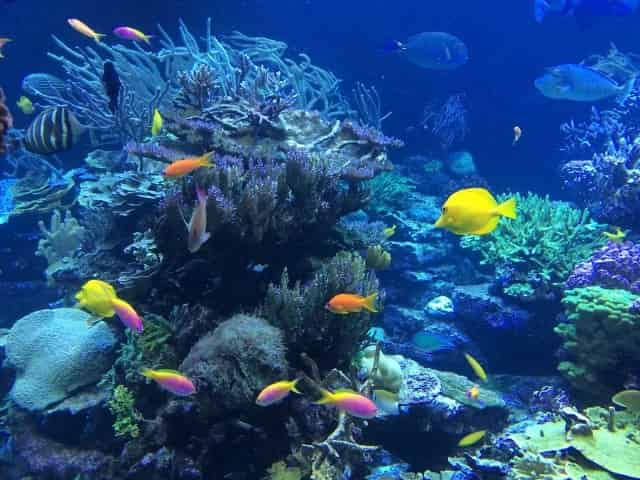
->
xmin=180 ymin=314 xmax=288 ymax=413
xmin=5 ymin=308 xmax=117 ymax=411
xmin=421 ymin=93 xmax=468 ymax=150
xmin=0 ymin=86 xmax=12 ymax=155
xmin=262 ymin=251 xmax=380 ymax=370
xmin=460 ymin=192 xmax=605 ymax=300
xmin=107 ymin=384 xmax=141 ymax=439
xmin=556 ymin=286 xmax=640 ymax=395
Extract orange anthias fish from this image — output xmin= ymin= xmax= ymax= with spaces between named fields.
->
xmin=141 ymin=368 xmax=196 ymax=396
xmin=67 ymin=19 xmax=106 ymax=42
xmin=187 ymin=186 xmax=211 ymax=253
xmin=315 ymin=388 xmax=378 ymax=419
xmin=0 ymin=38 xmax=12 ymax=59
xmin=256 ymin=379 xmax=301 ymax=406
xmin=111 ymin=297 xmax=144 ymax=333
xmin=326 ymin=293 xmax=378 ymax=314
xmin=513 ymin=125 xmax=522 ymax=145
xmin=163 ymin=152 xmax=214 ymax=178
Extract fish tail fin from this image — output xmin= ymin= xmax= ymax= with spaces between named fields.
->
xmin=94 ymin=33 xmax=107 ymax=42
xmin=290 ymin=378 xmax=302 ymax=394
xmin=363 ymin=292 xmax=379 ymax=313
xmin=200 ymin=151 xmax=215 ymax=167
xmin=496 ymin=198 xmax=517 ymax=219
xmin=140 ymin=368 xmax=154 ymax=379
xmin=313 ymin=389 xmax=335 ymax=405
xmin=617 ymin=77 xmax=636 ymax=105
xmin=143 ymin=35 xmax=153 ymax=44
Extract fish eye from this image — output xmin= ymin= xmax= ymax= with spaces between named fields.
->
xmin=442 ymin=206 xmax=448 ymax=213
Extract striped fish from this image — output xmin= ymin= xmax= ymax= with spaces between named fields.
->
xmin=24 ymin=107 xmax=83 ymax=155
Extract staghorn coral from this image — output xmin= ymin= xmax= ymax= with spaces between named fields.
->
xmin=461 ymin=192 xmax=605 ymax=297
xmin=262 ymin=251 xmax=381 ymax=370
xmin=557 ymin=286 xmax=640 ymax=395
xmin=365 ymin=171 xmax=416 ymax=214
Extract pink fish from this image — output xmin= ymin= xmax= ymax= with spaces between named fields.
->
xmin=113 ymin=26 xmax=152 ymax=44
xmin=111 ymin=297 xmax=144 ymax=333
xmin=315 ymin=388 xmax=378 ymax=419
xmin=256 ymin=379 xmax=301 ymax=406
xmin=141 ymin=368 xmax=196 ymax=396
xmin=187 ymin=186 xmax=211 ymax=253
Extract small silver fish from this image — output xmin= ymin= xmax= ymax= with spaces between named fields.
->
xmin=187 ymin=187 xmax=210 ymax=253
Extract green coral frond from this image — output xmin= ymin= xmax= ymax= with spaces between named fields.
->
xmin=107 ymin=385 xmax=142 ymax=439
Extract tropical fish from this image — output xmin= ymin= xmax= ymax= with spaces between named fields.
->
xmin=373 ymin=389 xmax=400 ymax=415
xmin=113 ymin=26 xmax=152 ymax=44
xmin=383 ymin=224 xmax=396 ymax=238
xmin=434 ymin=188 xmax=517 ymax=236
xmin=187 ymin=186 xmax=211 ymax=253
xmin=535 ymin=64 xmax=635 ymax=103
xmin=67 ymin=18 xmax=105 ymax=42
xmin=464 ymin=353 xmax=488 ymax=382
xmin=603 ymin=227 xmax=626 ymax=242
xmin=111 ymin=297 xmax=144 ymax=333
xmin=75 ymin=279 xmax=118 ymax=318
xmin=458 ymin=430 xmax=486 ymax=447
xmin=151 ymin=109 xmax=163 ymax=136
xmin=16 ymin=96 xmax=33 ymax=115
xmin=24 ymin=107 xmax=84 ymax=155
xmin=0 ymin=37 xmax=11 ymax=58
xmin=385 ymin=32 xmax=468 ymax=70
xmin=315 ymin=388 xmax=378 ymax=419
xmin=102 ymin=61 xmax=121 ymax=114
xmin=466 ymin=385 xmax=480 ymax=401
xmin=141 ymin=368 xmax=196 ymax=396
xmin=163 ymin=152 xmax=214 ymax=178
xmin=513 ymin=126 xmax=522 ymax=145
xmin=256 ymin=379 xmax=301 ymax=406
xmin=0 ymin=87 xmax=12 ymax=155
xmin=75 ymin=279 xmax=143 ymax=333
xmin=612 ymin=389 xmax=640 ymax=412
xmin=326 ymin=293 xmax=378 ymax=314
xmin=534 ymin=0 xmax=639 ymax=23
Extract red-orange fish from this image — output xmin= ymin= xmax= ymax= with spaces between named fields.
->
xmin=163 ymin=152 xmax=214 ymax=178
xmin=326 ymin=293 xmax=378 ymax=314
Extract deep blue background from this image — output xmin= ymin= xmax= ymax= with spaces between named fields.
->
xmin=1 ymin=0 xmax=639 ymax=194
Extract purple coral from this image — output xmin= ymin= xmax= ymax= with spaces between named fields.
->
xmin=343 ymin=120 xmax=405 ymax=148
xmin=566 ymin=241 xmax=640 ymax=293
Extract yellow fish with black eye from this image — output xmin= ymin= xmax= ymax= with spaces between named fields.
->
xmin=74 ymin=279 xmax=118 ymax=318
xmin=151 ymin=109 xmax=163 ymax=136
xmin=434 ymin=188 xmax=517 ymax=235
xmin=603 ymin=227 xmax=626 ymax=242
xmin=16 ymin=96 xmax=34 ymax=115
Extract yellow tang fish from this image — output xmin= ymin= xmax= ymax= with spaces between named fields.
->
xmin=16 ymin=96 xmax=34 ymax=115
xmin=464 ymin=353 xmax=488 ymax=382
xmin=458 ymin=430 xmax=486 ymax=447
xmin=603 ymin=227 xmax=626 ymax=242
xmin=434 ymin=188 xmax=516 ymax=236
xmin=75 ymin=279 xmax=118 ymax=318
xmin=151 ymin=108 xmax=163 ymax=136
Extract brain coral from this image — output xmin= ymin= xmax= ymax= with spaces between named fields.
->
xmin=6 ymin=308 xmax=117 ymax=411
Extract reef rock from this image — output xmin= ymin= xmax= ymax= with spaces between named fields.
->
xmin=5 ymin=308 xmax=117 ymax=411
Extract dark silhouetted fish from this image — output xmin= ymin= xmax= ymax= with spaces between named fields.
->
xmin=24 ymin=107 xmax=84 ymax=155
xmin=385 ymin=32 xmax=468 ymax=70
xmin=102 ymin=61 xmax=121 ymax=113
xmin=535 ymin=0 xmax=639 ymax=23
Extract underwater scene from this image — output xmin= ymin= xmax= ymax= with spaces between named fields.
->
xmin=1 ymin=0 xmax=640 ymax=478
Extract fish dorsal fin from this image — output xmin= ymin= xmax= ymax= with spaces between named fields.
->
xmin=458 ymin=188 xmax=497 ymax=207
xmin=153 ymin=369 xmax=183 ymax=375
xmin=333 ymin=388 xmax=358 ymax=395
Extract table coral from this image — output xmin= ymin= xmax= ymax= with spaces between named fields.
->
xmin=557 ymin=286 xmax=640 ymax=394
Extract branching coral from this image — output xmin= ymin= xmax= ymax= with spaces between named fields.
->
xmin=107 ymin=385 xmax=142 ymax=439
xmin=0 ymin=86 xmax=12 ymax=155
xmin=262 ymin=251 xmax=381 ymax=370
xmin=35 ymin=209 xmax=86 ymax=286
xmin=460 ymin=192 xmax=605 ymax=295
xmin=556 ymin=286 xmax=640 ymax=395
xmin=365 ymin=172 xmax=416 ymax=214
xmin=421 ymin=93 xmax=468 ymax=150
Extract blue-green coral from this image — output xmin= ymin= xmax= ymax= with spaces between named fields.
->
xmin=460 ymin=192 xmax=605 ymax=287
xmin=366 ymin=171 xmax=415 ymax=213
xmin=556 ymin=286 xmax=640 ymax=394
